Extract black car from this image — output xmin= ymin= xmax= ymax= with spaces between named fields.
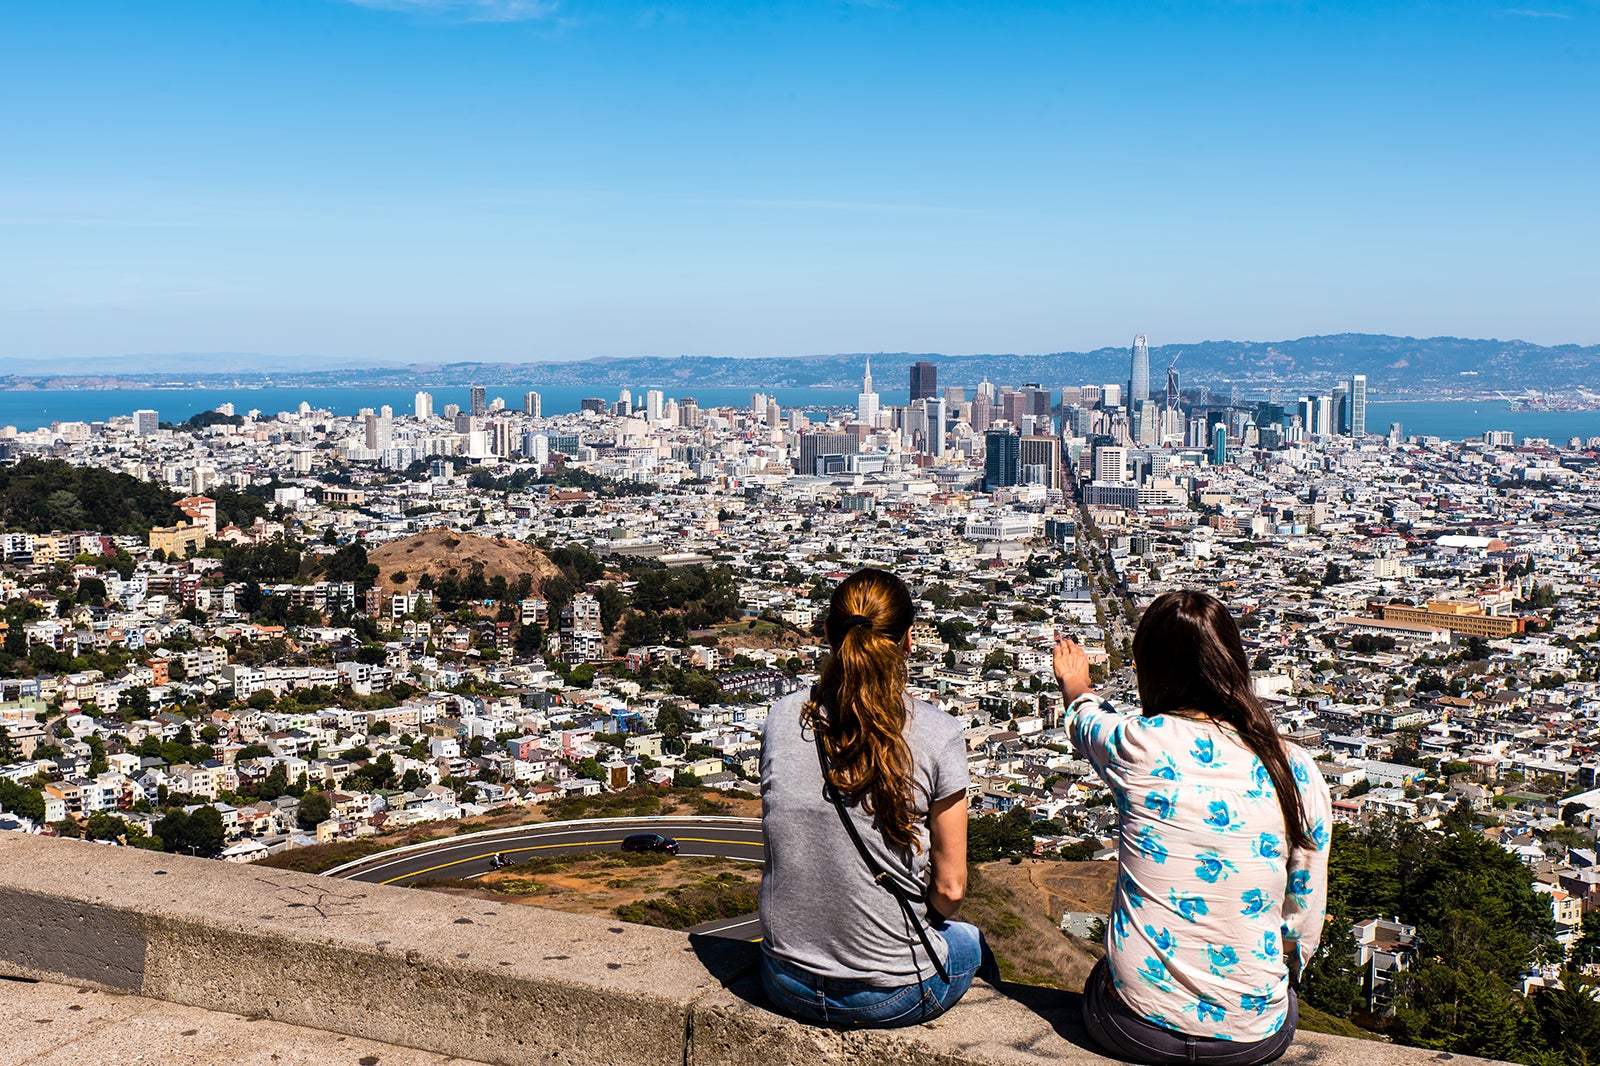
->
xmin=620 ymin=832 xmax=679 ymax=855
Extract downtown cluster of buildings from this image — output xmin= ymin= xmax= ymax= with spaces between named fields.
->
xmin=1 ymin=337 xmax=1598 ymax=986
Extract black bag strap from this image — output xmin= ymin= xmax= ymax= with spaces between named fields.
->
xmin=811 ymin=719 xmax=950 ymax=983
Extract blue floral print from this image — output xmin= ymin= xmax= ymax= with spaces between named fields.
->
xmin=1145 ymin=789 xmax=1178 ymax=820
xmin=1169 ymin=889 xmax=1209 ymax=922
xmin=1206 ymin=943 xmax=1240 ymax=975
xmin=1061 ymin=692 xmax=1332 ymax=1043
xmin=1135 ymin=825 xmax=1169 ymax=864
xmin=1145 ymin=924 xmax=1177 ymax=954
xmin=1203 ymin=800 xmax=1239 ymax=831
xmin=1239 ymin=888 xmax=1272 ymax=917
xmin=1254 ymin=832 xmax=1283 ymax=861
xmin=1195 ymin=849 xmax=1238 ymax=883
xmin=1190 ymin=734 xmax=1223 ymax=767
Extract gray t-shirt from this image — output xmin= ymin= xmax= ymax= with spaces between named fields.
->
xmin=758 ymin=689 xmax=970 ymax=985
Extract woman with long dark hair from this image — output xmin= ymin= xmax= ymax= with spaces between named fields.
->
xmin=1054 ymin=590 xmax=1333 ymax=1065
xmin=759 ymin=567 xmax=996 ymax=1028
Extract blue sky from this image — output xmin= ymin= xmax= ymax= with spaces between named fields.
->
xmin=1 ymin=0 xmax=1596 ymax=366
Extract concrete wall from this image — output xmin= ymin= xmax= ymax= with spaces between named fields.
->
xmin=0 ymin=834 xmax=1500 ymax=1066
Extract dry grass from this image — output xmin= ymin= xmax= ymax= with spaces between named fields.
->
xmin=416 ymin=851 xmax=762 ymax=926
xmin=369 ymin=529 xmax=561 ymax=596
xmin=963 ymin=859 xmax=1113 ymax=991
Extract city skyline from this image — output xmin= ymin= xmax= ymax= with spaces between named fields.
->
xmin=2 ymin=2 xmax=1597 ymax=364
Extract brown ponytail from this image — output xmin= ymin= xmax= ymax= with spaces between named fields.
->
xmin=803 ymin=568 xmax=921 ymax=853
xmin=1132 ymin=590 xmax=1314 ymax=852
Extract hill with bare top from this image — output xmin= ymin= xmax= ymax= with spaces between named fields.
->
xmin=368 ymin=529 xmax=561 ymax=596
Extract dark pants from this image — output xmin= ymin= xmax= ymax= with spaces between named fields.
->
xmin=1081 ymin=958 xmax=1298 ymax=1066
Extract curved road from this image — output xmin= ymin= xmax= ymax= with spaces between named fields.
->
xmin=329 ymin=817 xmax=767 ymax=941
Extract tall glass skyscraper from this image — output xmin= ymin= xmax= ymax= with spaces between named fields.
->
xmin=909 ymin=360 xmax=937 ymax=401
xmin=983 ymin=429 xmax=1020 ymax=490
xmin=1350 ymin=374 xmax=1367 ymax=437
xmin=1128 ymin=333 xmax=1150 ymax=407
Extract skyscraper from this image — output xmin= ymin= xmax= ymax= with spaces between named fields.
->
xmin=909 ymin=361 xmax=937 ymax=401
xmin=857 ymin=358 xmax=880 ymax=426
xmin=1128 ymin=333 xmax=1150 ymax=407
xmin=983 ymin=430 xmax=1020 ymax=491
xmin=1019 ymin=435 xmax=1061 ymax=489
xmin=924 ymin=397 xmax=946 ymax=458
xmin=523 ymin=391 xmax=541 ymax=418
xmin=133 ymin=409 xmax=159 ymax=437
xmin=1212 ymin=422 xmax=1228 ymax=466
xmin=1351 ymin=374 xmax=1368 ymax=437
xmin=470 ymin=386 xmax=487 ymax=418
xmin=414 ymin=391 xmax=434 ymax=420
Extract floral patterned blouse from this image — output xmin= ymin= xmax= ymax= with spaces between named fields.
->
xmin=1066 ymin=691 xmax=1334 ymax=1042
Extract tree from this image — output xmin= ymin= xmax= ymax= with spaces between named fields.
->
xmin=184 ymin=806 xmax=225 ymax=857
xmin=296 ymin=790 xmax=332 ymax=829
xmin=120 ymin=685 xmax=151 ymax=718
xmin=1531 ymin=972 xmax=1600 ymax=1066
xmin=967 ymin=809 xmax=1035 ymax=862
xmin=575 ymin=757 xmax=605 ymax=782
xmin=1299 ymin=907 xmax=1363 ymax=1018
xmin=655 ymin=704 xmax=689 ymax=740
xmin=0 ymin=778 xmax=46 ymax=822
xmin=85 ymin=811 xmax=128 ymax=842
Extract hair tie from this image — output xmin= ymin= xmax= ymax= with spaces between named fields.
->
xmin=839 ymin=614 xmax=874 ymax=634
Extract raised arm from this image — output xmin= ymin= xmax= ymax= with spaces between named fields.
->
xmin=1053 ymin=637 xmax=1126 ymax=775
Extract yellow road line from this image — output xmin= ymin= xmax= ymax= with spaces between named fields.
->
xmin=380 ymin=836 xmax=764 ymax=885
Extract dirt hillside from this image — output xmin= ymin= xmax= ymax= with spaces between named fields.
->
xmin=963 ymin=859 xmax=1114 ymax=992
xmin=369 ymin=529 xmax=561 ymax=596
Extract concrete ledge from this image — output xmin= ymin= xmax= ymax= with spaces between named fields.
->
xmin=0 ymin=835 xmax=1505 ymax=1066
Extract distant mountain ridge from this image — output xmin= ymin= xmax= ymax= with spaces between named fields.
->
xmin=6 ymin=334 xmax=1597 ymax=397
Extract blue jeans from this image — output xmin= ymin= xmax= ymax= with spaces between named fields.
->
xmin=760 ymin=920 xmax=996 ymax=1029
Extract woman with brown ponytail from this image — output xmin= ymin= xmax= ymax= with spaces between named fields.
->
xmin=758 ymin=567 xmax=996 ymax=1028
xmin=1055 ymin=590 xmax=1334 ymax=1065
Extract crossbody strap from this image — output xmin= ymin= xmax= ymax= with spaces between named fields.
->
xmin=812 ymin=724 xmax=951 ymax=983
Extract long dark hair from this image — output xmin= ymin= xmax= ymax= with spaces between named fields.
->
xmin=802 ymin=568 xmax=920 ymax=852
xmin=1132 ymin=590 xmax=1312 ymax=851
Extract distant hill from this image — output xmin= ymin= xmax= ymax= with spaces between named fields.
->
xmin=7 ymin=334 xmax=1597 ymax=397
xmin=368 ymin=529 xmax=559 ymax=598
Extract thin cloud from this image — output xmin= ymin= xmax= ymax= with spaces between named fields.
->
xmin=342 ymin=0 xmax=561 ymax=23
xmin=1504 ymin=8 xmax=1571 ymax=17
